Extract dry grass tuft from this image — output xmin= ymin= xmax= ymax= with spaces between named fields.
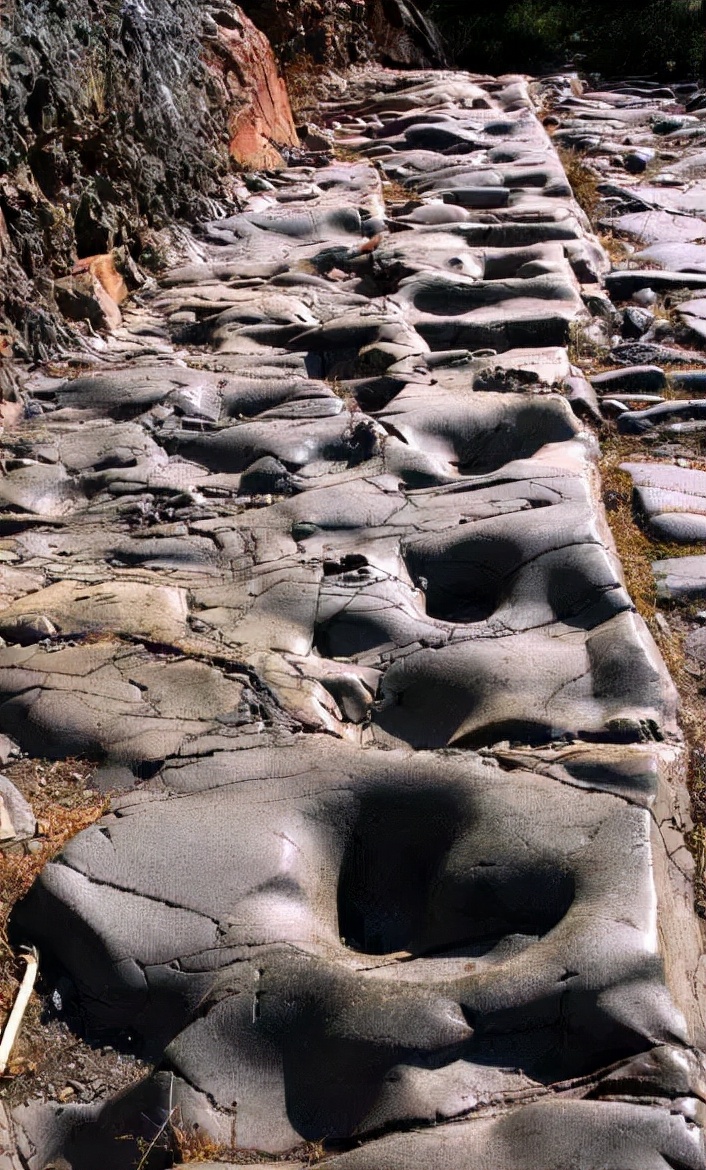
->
xmin=597 ymin=230 xmax=631 ymax=266
xmin=599 ymin=436 xmax=659 ymax=621
xmin=326 ymin=375 xmax=359 ymax=410
xmin=379 ymin=176 xmax=413 ymax=205
xmin=557 ymin=147 xmax=601 ymax=220
xmin=332 ymin=143 xmax=364 ymax=165
xmin=599 ymin=434 xmax=706 ymax=624
xmin=171 ymin=1121 xmax=327 ymax=1164
xmin=599 ymin=433 xmax=706 ymax=913
xmin=172 ymin=1124 xmax=233 ymax=1163
xmin=567 ymin=320 xmax=609 ymax=368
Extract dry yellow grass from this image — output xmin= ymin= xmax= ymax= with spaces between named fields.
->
xmin=599 ymin=434 xmax=705 ymax=623
xmin=379 ymin=176 xmax=413 ymax=205
xmin=557 ymin=147 xmax=601 ymax=219
xmin=172 ymin=1124 xmax=233 ymax=1163
xmin=597 ymin=230 xmax=632 ymax=266
xmin=599 ymin=434 xmax=706 ymax=915
xmin=171 ymin=1121 xmax=327 ymax=1164
xmin=332 ymin=142 xmax=364 ymax=165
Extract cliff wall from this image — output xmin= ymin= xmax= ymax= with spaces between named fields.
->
xmin=0 ymin=0 xmax=442 ymax=359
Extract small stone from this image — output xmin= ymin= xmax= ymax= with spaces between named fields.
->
xmin=632 ymin=288 xmax=657 ymax=307
xmin=624 ymin=149 xmax=655 ymax=174
xmin=0 ymin=776 xmax=36 ymax=846
xmin=57 ymin=1087 xmax=75 ymax=1102
xmin=297 ymin=123 xmax=333 ymax=152
xmin=652 ymin=114 xmax=698 ymax=134
xmin=244 ymin=174 xmax=276 ymax=192
xmin=622 ymin=306 xmax=654 ymax=339
xmin=650 ymin=319 xmax=674 ymax=340
xmin=0 ymin=735 xmax=16 ymax=765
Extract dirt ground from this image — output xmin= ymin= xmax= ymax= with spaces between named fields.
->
xmin=0 ymin=757 xmax=148 ymax=1112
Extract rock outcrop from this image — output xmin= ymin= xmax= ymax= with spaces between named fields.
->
xmin=0 ymin=0 xmax=442 ymax=361
xmin=0 ymin=0 xmax=298 ymax=353
xmin=0 ymin=66 xmax=703 ymax=1170
xmin=237 ymin=0 xmax=444 ymax=67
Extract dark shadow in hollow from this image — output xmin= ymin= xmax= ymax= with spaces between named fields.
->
xmin=336 ymin=790 xmax=573 ymax=957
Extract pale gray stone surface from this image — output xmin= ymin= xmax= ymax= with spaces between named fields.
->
xmin=654 ymin=555 xmax=706 ymax=602
xmin=0 ymin=775 xmax=36 ymax=847
xmin=622 ymin=462 xmax=706 ymax=542
xmin=2 ymin=68 xmax=704 ymax=1170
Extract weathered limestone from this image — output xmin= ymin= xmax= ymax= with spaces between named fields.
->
xmin=654 ymin=555 xmax=706 ymax=602
xmin=1 ymin=69 xmax=704 ymax=1170
xmin=621 ymin=463 xmax=706 ymax=542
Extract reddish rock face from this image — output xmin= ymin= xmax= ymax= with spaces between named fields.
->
xmin=73 ymin=254 xmax=129 ymax=306
xmin=204 ymin=6 xmax=298 ymax=171
xmin=54 ymin=271 xmax=123 ymax=331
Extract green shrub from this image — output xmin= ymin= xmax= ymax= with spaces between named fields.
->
xmin=425 ymin=0 xmax=704 ymax=78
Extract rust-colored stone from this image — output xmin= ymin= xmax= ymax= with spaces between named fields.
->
xmin=204 ymin=6 xmax=297 ymax=171
xmin=54 ymin=271 xmax=123 ymax=331
xmin=73 ymin=254 xmax=129 ymax=305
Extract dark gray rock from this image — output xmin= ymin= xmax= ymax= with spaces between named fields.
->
xmin=618 ymin=400 xmax=706 ymax=435
xmin=623 ymin=306 xmax=654 ymax=338
xmin=13 ymin=739 xmax=690 ymax=1150
xmin=624 ymin=148 xmax=656 ymax=174
xmin=591 ymin=365 xmax=668 ymax=393
xmin=685 ymin=627 xmax=706 ymax=667
xmin=611 ymin=341 xmax=706 ymax=366
xmin=324 ymin=1098 xmax=705 ymax=1170
xmin=607 ymin=270 xmax=706 ymax=298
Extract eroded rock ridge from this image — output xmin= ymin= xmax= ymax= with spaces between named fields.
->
xmin=0 ymin=68 xmax=704 ymax=1170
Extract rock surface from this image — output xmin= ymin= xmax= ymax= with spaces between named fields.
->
xmin=204 ymin=8 xmax=297 ymax=170
xmin=0 ymin=0 xmax=292 ymax=351
xmin=0 ymin=775 xmax=36 ymax=849
xmin=621 ymin=461 xmax=706 ymax=542
xmin=654 ymin=555 xmax=706 ymax=602
xmin=0 ymin=0 xmax=442 ymax=357
xmin=0 ymin=67 xmax=704 ymax=1170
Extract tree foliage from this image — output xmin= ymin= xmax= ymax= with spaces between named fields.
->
xmin=424 ymin=0 xmax=704 ymax=78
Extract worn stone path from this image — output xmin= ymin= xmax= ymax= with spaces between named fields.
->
xmin=0 ymin=68 xmax=705 ymax=1169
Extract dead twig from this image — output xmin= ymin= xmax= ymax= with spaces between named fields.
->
xmin=0 ymin=947 xmax=39 ymax=1075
